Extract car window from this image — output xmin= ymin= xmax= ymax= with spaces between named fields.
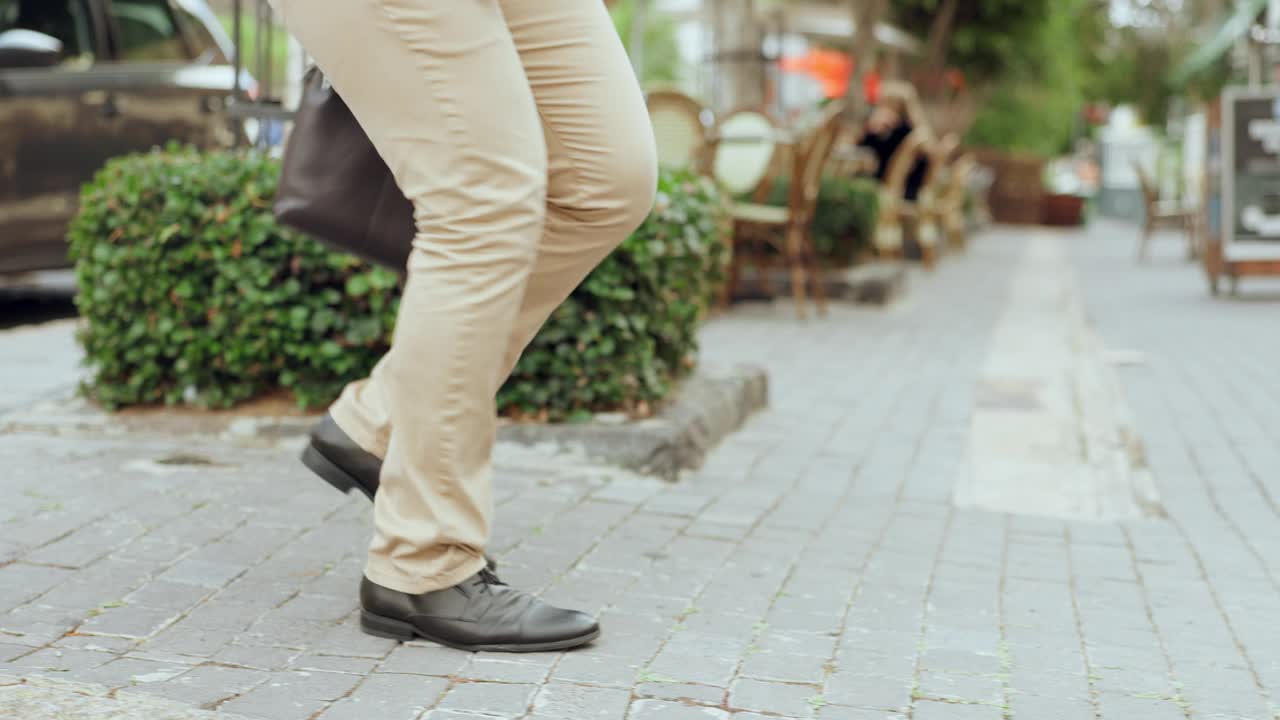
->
xmin=107 ymin=0 xmax=189 ymax=62
xmin=173 ymin=6 xmax=224 ymax=63
xmin=0 ymin=0 xmax=97 ymax=63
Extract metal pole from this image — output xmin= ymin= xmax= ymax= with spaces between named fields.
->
xmin=261 ymin=0 xmax=274 ymax=104
xmin=1269 ymin=0 xmax=1279 ymax=82
xmin=232 ymin=0 xmax=243 ymax=147
xmin=629 ymin=0 xmax=647 ymax=83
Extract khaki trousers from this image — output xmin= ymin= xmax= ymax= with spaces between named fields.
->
xmin=275 ymin=0 xmax=657 ymax=593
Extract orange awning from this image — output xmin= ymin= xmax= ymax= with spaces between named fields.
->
xmin=779 ymin=49 xmax=880 ymax=102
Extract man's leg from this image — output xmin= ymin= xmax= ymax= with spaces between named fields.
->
xmin=279 ymin=0 xmax=545 ymax=593
xmin=328 ymin=0 xmax=657 ymax=459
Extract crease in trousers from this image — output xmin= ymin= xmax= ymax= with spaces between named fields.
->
xmin=273 ymin=0 xmax=658 ymax=593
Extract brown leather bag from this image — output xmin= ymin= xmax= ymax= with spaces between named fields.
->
xmin=275 ymin=67 xmax=414 ymax=271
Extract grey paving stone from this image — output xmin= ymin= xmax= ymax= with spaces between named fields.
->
xmin=740 ymin=651 xmax=831 ymax=684
xmin=422 ymin=712 xmax=512 ymax=720
xmin=142 ymin=626 xmax=237 ymax=658
xmin=237 ymin=617 xmax=334 ymax=650
xmin=458 ymin=656 xmax=553 ymax=684
xmin=628 ymin=699 xmax=729 ymax=719
xmin=0 ymin=564 xmax=74 ymax=611
xmin=75 ymin=656 xmax=189 ymax=689
xmin=550 ymin=653 xmax=642 ymax=687
xmin=209 ymin=644 xmax=298 ymax=671
xmin=436 ymin=682 xmax=538 ymax=716
xmin=817 ymin=707 xmax=908 ymax=719
xmin=158 ymin=559 xmax=246 ymax=588
xmin=316 ymin=672 xmax=448 ymax=720
xmin=1005 ymin=670 xmax=1092 ymax=702
xmin=756 ymin=631 xmax=838 ymax=658
xmin=305 ymin=620 xmax=399 ymax=658
xmin=133 ymin=664 xmax=268 ymax=707
xmin=0 ymin=672 xmax=261 ymax=720
xmin=378 ymin=644 xmax=471 ymax=677
xmin=289 ymin=653 xmax=379 ymax=675
xmin=1095 ymin=693 xmax=1186 ymax=720
xmin=80 ymin=604 xmax=181 ymax=639
xmin=171 ymin=601 xmax=263 ymax=632
xmin=52 ymin=633 xmax=136 ymax=654
xmin=0 ymin=643 xmax=33 ymax=662
xmin=646 ymin=650 xmax=741 ymax=687
xmin=218 ymin=670 xmax=362 ymax=719
xmin=532 ymin=681 xmax=633 ymax=719
xmin=729 ymin=677 xmax=823 ymax=716
xmin=7 ymin=647 xmax=115 ymax=675
xmin=635 ymin=681 xmax=726 ymax=706
xmin=22 ymin=521 xmax=147 ymax=569
xmin=1090 ymin=665 xmax=1175 ymax=697
xmin=1006 ymin=694 xmax=1096 ymax=720
xmin=823 ymin=671 xmax=915 ymax=712
xmin=916 ymin=671 xmax=1004 ymax=705
xmin=911 ymin=701 xmax=1004 ymax=720
xmin=917 ymin=648 xmax=1003 ymax=676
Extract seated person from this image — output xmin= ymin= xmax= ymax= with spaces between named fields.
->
xmin=859 ymin=94 xmax=929 ymax=202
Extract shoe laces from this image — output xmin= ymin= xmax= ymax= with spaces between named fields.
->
xmin=477 ymin=567 xmax=507 ymax=589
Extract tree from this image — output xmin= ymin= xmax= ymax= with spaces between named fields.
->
xmin=610 ymin=0 xmax=683 ymax=87
xmin=844 ymin=0 xmax=889 ymax=116
xmin=958 ymin=0 xmax=1102 ymax=154
xmin=891 ymin=0 xmax=1059 ymax=87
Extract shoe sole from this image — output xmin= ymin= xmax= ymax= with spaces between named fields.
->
xmin=359 ymin=609 xmax=600 ymax=653
xmin=300 ymin=444 xmax=375 ymax=501
xmin=300 ymin=443 xmax=498 ymax=572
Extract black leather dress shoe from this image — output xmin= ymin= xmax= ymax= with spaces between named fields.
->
xmin=360 ymin=570 xmax=600 ymax=652
xmin=301 ymin=414 xmax=497 ymax=570
xmin=301 ymin=414 xmax=383 ymax=501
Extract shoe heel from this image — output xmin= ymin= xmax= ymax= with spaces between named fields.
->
xmin=360 ymin=610 xmax=417 ymax=641
xmin=300 ymin=445 xmax=359 ymax=496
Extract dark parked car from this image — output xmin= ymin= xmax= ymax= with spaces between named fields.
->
xmin=0 ymin=0 xmax=248 ymax=275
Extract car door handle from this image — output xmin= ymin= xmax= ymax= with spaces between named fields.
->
xmin=82 ymin=90 xmax=122 ymax=118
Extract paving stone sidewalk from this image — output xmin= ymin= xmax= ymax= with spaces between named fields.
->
xmin=2 ymin=222 xmax=1279 ymax=719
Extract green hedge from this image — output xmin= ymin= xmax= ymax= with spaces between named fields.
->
xmin=69 ymin=147 xmax=729 ymax=420
xmin=758 ymin=175 xmax=879 ymax=265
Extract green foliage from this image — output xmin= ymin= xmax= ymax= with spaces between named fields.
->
xmin=963 ymin=0 xmax=1094 ymax=155
xmin=757 ymin=176 xmax=880 ymax=265
xmin=610 ymin=0 xmax=682 ymax=87
xmin=70 ymin=148 xmax=729 ymax=421
xmin=70 ymin=146 xmax=398 ymax=410
xmin=499 ymin=169 xmax=730 ymax=419
xmin=892 ymin=0 xmax=1058 ymax=84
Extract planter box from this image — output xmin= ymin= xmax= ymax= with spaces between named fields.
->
xmin=971 ymin=148 xmax=1047 ymax=225
xmin=1042 ymin=194 xmax=1086 ymax=226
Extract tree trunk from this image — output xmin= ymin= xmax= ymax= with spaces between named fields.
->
xmin=844 ymin=0 xmax=887 ymax=117
xmin=629 ymin=0 xmax=647 ymax=82
xmin=710 ymin=0 xmax=765 ymax=111
xmin=921 ymin=0 xmax=959 ymax=91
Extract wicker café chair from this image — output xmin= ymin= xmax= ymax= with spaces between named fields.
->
xmin=1133 ymin=162 xmax=1196 ymax=262
xmin=913 ymin=133 xmax=961 ymax=265
xmin=710 ymin=108 xmax=782 ymax=197
xmin=645 ymin=89 xmax=712 ymax=174
xmin=726 ymin=101 xmax=847 ymax=318
xmin=939 ymin=154 xmax=977 ymax=250
xmin=708 ymin=108 xmax=785 ymax=305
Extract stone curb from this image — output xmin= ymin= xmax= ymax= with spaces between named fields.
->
xmin=0 ymin=674 xmax=255 ymax=720
xmin=760 ymin=261 xmax=907 ymax=306
xmin=1 ymin=366 xmax=769 ymax=482
xmin=498 ymin=365 xmax=768 ymax=482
